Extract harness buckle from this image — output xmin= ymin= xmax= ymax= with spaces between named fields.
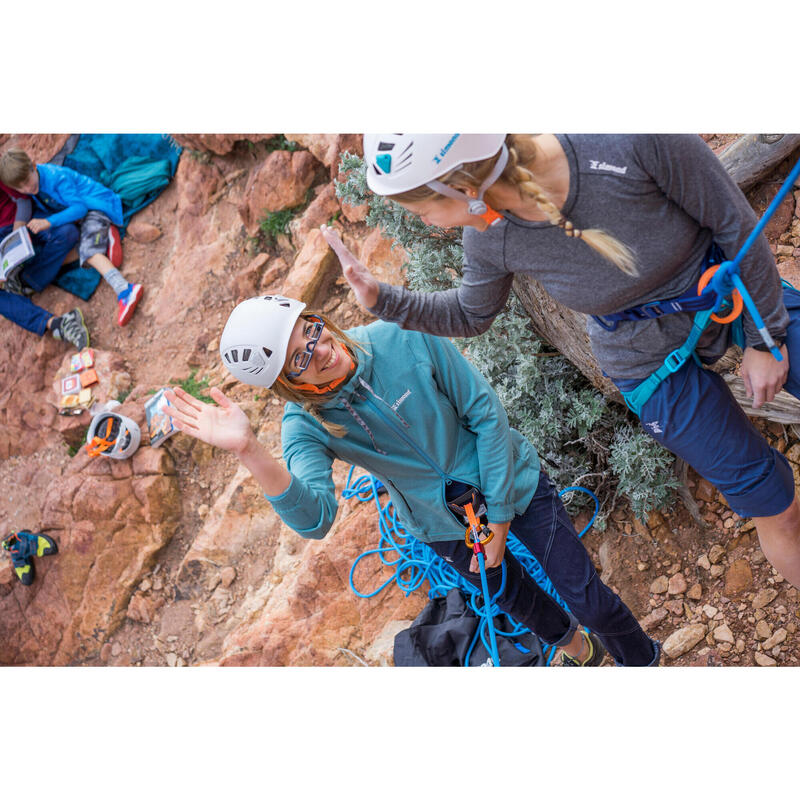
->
xmin=664 ymin=349 xmax=686 ymax=374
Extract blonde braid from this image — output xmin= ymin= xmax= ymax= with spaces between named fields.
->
xmin=506 ymin=136 xmax=638 ymax=276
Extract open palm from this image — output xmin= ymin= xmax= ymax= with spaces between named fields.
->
xmin=320 ymin=224 xmax=380 ymax=309
xmin=163 ymin=386 xmax=253 ymax=454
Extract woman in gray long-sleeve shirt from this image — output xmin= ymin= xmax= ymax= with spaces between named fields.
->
xmin=320 ymin=133 xmax=800 ymax=592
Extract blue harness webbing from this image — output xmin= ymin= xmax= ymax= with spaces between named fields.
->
xmin=615 ymin=155 xmax=800 ymax=417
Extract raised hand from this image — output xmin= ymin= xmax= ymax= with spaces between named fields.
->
xmin=319 ymin=224 xmax=380 ymax=310
xmin=163 ymin=386 xmax=254 ymax=455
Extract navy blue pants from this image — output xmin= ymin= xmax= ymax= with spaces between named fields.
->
xmin=0 ymin=220 xmax=80 ymax=335
xmin=429 ymin=472 xmax=659 ymax=666
xmin=613 ymin=283 xmax=800 ymax=519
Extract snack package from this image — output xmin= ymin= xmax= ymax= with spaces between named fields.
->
xmin=61 ymin=375 xmax=80 ymax=395
xmin=70 ymin=354 xmax=84 ymax=373
xmin=78 ymin=388 xmax=93 ymax=405
xmin=80 ymin=368 xmax=98 ymax=388
xmin=60 ymin=393 xmax=80 ymax=408
xmin=144 ymin=388 xmax=178 ymax=448
xmin=80 ymin=349 xmax=95 ymax=369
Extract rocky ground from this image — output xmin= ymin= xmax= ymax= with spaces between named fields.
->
xmin=1 ymin=133 xmax=799 ymax=667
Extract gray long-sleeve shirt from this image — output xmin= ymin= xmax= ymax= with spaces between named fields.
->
xmin=371 ymin=134 xmax=789 ymax=381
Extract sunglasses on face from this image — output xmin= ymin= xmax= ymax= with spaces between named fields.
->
xmin=287 ymin=316 xmax=325 ymax=378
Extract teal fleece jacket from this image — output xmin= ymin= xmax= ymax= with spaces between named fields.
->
xmin=265 ymin=321 xmax=540 ymax=544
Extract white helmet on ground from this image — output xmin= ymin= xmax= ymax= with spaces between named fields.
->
xmin=219 ymin=295 xmax=306 ymax=387
xmin=363 ymin=133 xmax=508 ymax=216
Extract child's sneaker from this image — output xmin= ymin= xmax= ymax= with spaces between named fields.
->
xmin=51 ymin=308 xmax=90 ymax=350
xmin=117 ymin=283 xmax=143 ymax=326
xmin=107 ymin=224 xmax=123 ymax=267
xmin=561 ymin=630 xmax=607 ymax=667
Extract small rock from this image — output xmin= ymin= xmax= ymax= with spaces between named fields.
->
xmin=111 ymin=642 xmax=122 ymax=657
xmin=100 ymin=643 xmax=112 ymax=662
xmin=221 ymin=566 xmax=236 ymax=588
xmin=197 ymin=503 xmax=210 ymax=518
xmin=752 ymin=588 xmax=779 ymax=609
xmin=710 ymin=564 xmax=725 ymax=578
xmin=166 ymin=652 xmax=178 ymax=667
xmin=650 ymin=575 xmax=669 ymax=594
xmin=664 ymin=599 xmax=684 ymax=616
xmin=724 ymin=559 xmax=753 ymax=595
xmin=686 ymin=583 xmax=703 ymax=600
xmin=736 ymin=639 xmax=746 ymax=653
xmin=708 ymin=544 xmax=726 ymax=564
xmin=637 ymin=562 xmax=648 ymax=572
xmin=762 ymin=628 xmax=787 ymax=650
xmin=667 ymin=572 xmax=687 ymax=595
xmin=640 ymin=607 xmax=668 ymax=632
xmin=702 ymin=604 xmax=718 ymax=618
xmin=663 ymin=624 xmax=707 ymax=659
xmin=713 ymin=624 xmax=734 ymax=644
xmin=127 ymin=221 xmax=162 ymax=243
xmin=697 ymin=554 xmax=711 ymax=570
xmin=755 ymin=620 xmax=772 ymax=640
xmin=754 ymin=652 xmax=777 ymax=666
xmin=751 ymin=551 xmax=767 ymax=565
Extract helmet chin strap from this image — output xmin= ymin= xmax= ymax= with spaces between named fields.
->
xmin=277 ymin=353 xmax=356 ymax=395
xmin=426 ymin=143 xmax=509 ymax=225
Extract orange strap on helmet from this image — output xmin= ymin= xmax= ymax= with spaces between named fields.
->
xmin=86 ymin=418 xmax=116 ymax=458
xmin=698 ymin=265 xmax=744 ymax=324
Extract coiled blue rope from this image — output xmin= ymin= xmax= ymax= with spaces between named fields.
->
xmin=344 ymin=468 xmax=600 ymax=666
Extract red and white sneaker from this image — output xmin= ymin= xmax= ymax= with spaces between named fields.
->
xmin=117 ymin=283 xmax=143 ymax=326
xmin=107 ymin=224 xmax=123 ymax=267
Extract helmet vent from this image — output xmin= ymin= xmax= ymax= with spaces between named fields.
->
xmin=231 ymin=350 xmax=239 ymax=363
xmin=262 ymin=347 xmax=272 ymax=358
xmin=224 ymin=352 xmax=231 ymax=363
xmin=377 ymin=141 xmax=394 ymax=151
xmin=279 ymin=301 xmax=291 ymax=308
xmin=242 ymin=348 xmax=251 ymax=361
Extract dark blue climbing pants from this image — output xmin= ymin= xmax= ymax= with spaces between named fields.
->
xmin=0 ymin=220 xmax=79 ymax=335
xmin=429 ymin=471 xmax=660 ymax=666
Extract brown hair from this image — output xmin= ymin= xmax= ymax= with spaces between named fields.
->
xmin=387 ymin=134 xmax=637 ymax=276
xmin=270 ymin=311 xmax=366 ymax=437
xmin=0 ymin=148 xmax=34 ymax=188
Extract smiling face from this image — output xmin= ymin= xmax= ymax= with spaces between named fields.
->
xmin=283 ymin=316 xmax=351 ymax=386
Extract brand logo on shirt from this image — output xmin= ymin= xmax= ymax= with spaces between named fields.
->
xmin=589 ymin=159 xmax=628 ymax=175
xmin=391 ymin=389 xmax=412 ymax=411
xmin=644 ymin=420 xmax=663 ymax=434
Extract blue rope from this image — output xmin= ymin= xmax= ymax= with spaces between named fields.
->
xmin=344 ymin=467 xmax=600 ymax=666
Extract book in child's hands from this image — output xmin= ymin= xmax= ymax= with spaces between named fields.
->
xmin=0 ymin=226 xmax=35 ymax=282
xmin=144 ymin=388 xmax=178 ymax=448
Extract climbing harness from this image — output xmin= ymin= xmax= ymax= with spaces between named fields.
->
xmin=345 ymin=467 xmax=600 ymax=666
xmin=606 ymin=156 xmax=800 ymax=417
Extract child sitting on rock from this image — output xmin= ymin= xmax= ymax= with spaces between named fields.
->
xmin=0 ymin=148 xmax=143 ymax=327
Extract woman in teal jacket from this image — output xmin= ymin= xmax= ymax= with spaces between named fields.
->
xmin=164 ymin=293 xmax=659 ymax=666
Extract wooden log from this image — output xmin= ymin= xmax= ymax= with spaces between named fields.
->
xmin=717 ymin=134 xmax=800 ymax=191
xmin=512 ymin=134 xmax=800 ymax=422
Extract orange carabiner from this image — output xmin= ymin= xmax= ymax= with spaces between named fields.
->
xmin=698 ymin=265 xmax=743 ymax=324
xmin=463 ymin=502 xmax=494 ymax=548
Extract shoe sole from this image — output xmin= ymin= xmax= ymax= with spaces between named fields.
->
xmin=37 ymin=533 xmax=58 ymax=557
xmin=118 ymin=285 xmax=143 ymax=327
xmin=107 ymin=226 xmax=123 ymax=268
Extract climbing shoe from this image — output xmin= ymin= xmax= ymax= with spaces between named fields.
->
xmin=51 ymin=308 xmax=90 ymax=350
xmin=561 ymin=630 xmax=606 ymax=667
xmin=107 ymin=224 xmax=123 ymax=267
xmin=117 ymin=282 xmax=143 ymax=326
xmin=2 ymin=531 xmax=58 ymax=586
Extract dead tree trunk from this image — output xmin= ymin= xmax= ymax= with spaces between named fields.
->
xmin=513 ymin=134 xmax=800 ymax=423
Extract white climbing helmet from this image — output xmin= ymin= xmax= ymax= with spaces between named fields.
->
xmin=219 ymin=294 xmax=306 ymax=387
xmin=364 ymin=133 xmax=508 ymax=215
